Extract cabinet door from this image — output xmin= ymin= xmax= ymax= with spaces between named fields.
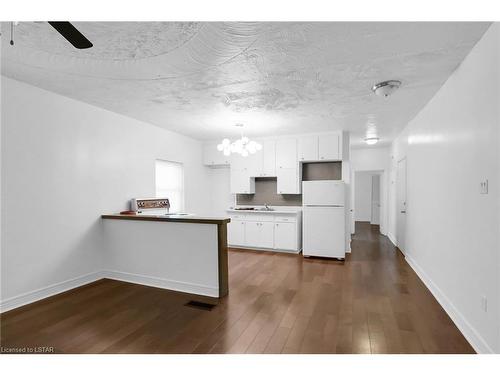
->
xmin=298 ymin=136 xmax=318 ymax=162
xmin=262 ymin=140 xmax=276 ymax=176
xmin=228 ymin=220 xmax=245 ymax=246
xmin=318 ymin=134 xmax=340 ymax=160
xmin=203 ymin=142 xmax=230 ymax=166
xmin=230 ymin=153 xmax=247 ymax=171
xmin=230 ymin=169 xmax=255 ymax=194
xmin=274 ymin=222 xmax=297 ymax=251
xmin=259 ymin=222 xmax=275 ymax=248
xmin=244 ymin=221 xmax=261 ymax=247
xmin=276 ymin=139 xmax=297 ymax=169
xmin=246 ymin=149 xmax=264 ymax=177
xmin=277 ymin=168 xmax=299 ymax=194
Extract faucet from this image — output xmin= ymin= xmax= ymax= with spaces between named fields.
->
xmin=264 ymin=203 xmax=270 ymax=211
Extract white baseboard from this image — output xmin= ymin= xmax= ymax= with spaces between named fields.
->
xmin=387 ymin=232 xmax=397 ymax=246
xmin=229 ymin=246 xmax=301 ymax=254
xmin=405 ymin=254 xmax=494 ymax=354
xmin=0 ymin=271 xmax=104 ymax=313
xmin=102 ymin=270 xmax=219 ymax=298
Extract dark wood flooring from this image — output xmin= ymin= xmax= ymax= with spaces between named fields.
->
xmin=0 ymin=222 xmax=474 ymax=354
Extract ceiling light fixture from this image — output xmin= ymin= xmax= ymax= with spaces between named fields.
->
xmin=364 ymin=137 xmax=379 ymax=145
xmin=372 ymin=80 xmax=401 ymax=97
xmin=217 ymin=124 xmax=262 ymax=157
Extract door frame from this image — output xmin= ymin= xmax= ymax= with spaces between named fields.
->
xmin=396 ymin=157 xmax=407 ymax=255
xmin=351 ymin=169 xmax=387 ymax=235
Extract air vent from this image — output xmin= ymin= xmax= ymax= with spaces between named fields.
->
xmin=184 ymin=300 xmax=217 ymax=311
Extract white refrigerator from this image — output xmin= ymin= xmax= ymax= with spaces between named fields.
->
xmin=302 ymin=180 xmax=346 ymax=259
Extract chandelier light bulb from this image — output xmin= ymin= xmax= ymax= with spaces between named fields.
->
xmin=217 ymin=125 xmax=263 ymax=157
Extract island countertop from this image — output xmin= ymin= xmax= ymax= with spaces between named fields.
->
xmin=101 ymin=214 xmax=230 ymax=225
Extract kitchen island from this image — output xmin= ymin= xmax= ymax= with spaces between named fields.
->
xmin=101 ymin=214 xmax=230 ymax=298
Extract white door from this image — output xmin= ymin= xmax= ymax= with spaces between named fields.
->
xmin=274 ymin=222 xmax=296 ymax=250
xmin=302 ymin=180 xmax=344 ymax=206
xmin=276 ymin=139 xmax=297 ymax=169
xmin=298 ymin=136 xmax=318 ymax=161
xmin=396 ymin=158 xmax=407 ymax=254
xmin=277 ymin=168 xmax=299 ymax=194
xmin=228 ymin=220 xmax=245 ymax=246
xmin=303 ymin=206 xmax=345 ymax=258
xmin=260 ymin=222 xmax=275 ymax=248
xmin=371 ymin=174 xmax=381 ymax=225
xmin=262 ymin=140 xmax=276 ymax=176
xmin=318 ymin=134 xmax=340 ymax=160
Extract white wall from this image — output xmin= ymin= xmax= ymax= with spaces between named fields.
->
xmin=354 ymin=172 xmax=372 ymax=221
xmin=388 ymin=24 xmax=499 ymax=353
xmin=0 ymin=77 xmax=211 ymax=307
xmin=350 ymin=147 xmax=390 ymax=234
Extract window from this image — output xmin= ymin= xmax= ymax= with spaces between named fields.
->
xmin=155 ymin=160 xmax=184 ymax=213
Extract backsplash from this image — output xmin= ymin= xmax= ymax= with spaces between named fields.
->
xmin=236 ymin=178 xmax=302 ymax=206
xmin=236 ymin=162 xmax=341 ymax=206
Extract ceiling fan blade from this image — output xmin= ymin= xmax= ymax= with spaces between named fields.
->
xmin=48 ymin=22 xmax=93 ymax=49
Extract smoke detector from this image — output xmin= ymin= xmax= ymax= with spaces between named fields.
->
xmin=372 ymin=80 xmax=401 ymax=97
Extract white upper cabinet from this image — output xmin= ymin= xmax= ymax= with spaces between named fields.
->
xmin=230 ymin=169 xmax=255 ymax=194
xmin=276 ymin=138 xmax=297 ymax=169
xmin=318 ymin=133 xmax=340 ymax=160
xmin=230 ymin=153 xmax=247 ymax=171
xmin=246 ymin=149 xmax=264 ymax=177
xmin=203 ymin=142 xmax=230 ymax=166
xmin=277 ymin=167 xmax=299 ymax=194
xmin=298 ymin=136 xmax=318 ymax=161
xmin=262 ymin=140 xmax=276 ymax=177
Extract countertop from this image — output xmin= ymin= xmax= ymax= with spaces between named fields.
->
xmin=226 ymin=208 xmax=301 ymax=215
xmin=102 ymin=214 xmax=230 ymax=225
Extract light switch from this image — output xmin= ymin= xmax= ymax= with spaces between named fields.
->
xmin=480 ymin=180 xmax=488 ymax=194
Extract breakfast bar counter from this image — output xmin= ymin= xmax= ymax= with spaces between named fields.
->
xmin=101 ymin=214 xmax=230 ymax=298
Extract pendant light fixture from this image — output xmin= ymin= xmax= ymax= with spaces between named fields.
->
xmin=364 ymin=137 xmax=379 ymax=145
xmin=217 ymin=124 xmax=262 ymax=157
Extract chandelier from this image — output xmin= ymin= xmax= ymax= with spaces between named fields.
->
xmin=217 ymin=124 xmax=262 ymax=157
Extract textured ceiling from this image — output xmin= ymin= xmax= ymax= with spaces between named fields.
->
xmin=1 ymin=22 xmax=490 ymax=146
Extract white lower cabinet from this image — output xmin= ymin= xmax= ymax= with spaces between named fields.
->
xmin=227 ymin=212 xmax=301 ymax=253
xmin=228 ymin=219 xmax=245 ymax=245
xmin=245 ymin=221 xmax=274 ymax=248
xmin=274 ymin=222 xmax=297 ymax=251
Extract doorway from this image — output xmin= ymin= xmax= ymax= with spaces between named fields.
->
xmin=353 ymin=170 xmax=383 ymax=233
xmin=396 ymin=157 xmax=407 ymax=254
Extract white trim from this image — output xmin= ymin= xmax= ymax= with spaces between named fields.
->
xmin=405 ymin=254 xmax=494 ymax=354
xmin=0 ymin=271 xmax=104 ymax=313
xmin=387 ymin=231 xmax=397 ymax=246
xmin=101 ymin=270 xmax=219 ymax=298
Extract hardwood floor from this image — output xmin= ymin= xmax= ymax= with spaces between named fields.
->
xmin=0 ymin=222 xmax=474 ymax=354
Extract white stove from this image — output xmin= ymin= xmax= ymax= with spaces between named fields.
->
xmin=131 ymin=198 xmax=170 ymax=215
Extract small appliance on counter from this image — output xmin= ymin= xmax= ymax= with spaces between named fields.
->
xmin=131 ymin=198 xmax=170 ymax=215
xmin=302 ymin=180 xmax=346 ymax=260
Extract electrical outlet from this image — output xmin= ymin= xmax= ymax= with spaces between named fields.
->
xmin=480 ymin=180 xmax=488 ymax=194
xmin=481 ymin=295 xmax=488 ymax=312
